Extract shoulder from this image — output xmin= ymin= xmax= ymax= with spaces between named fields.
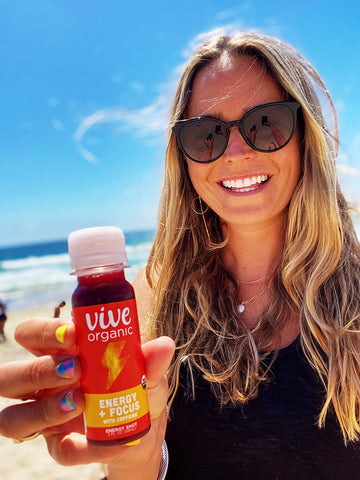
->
xmin=133 ymin=266 xmax=152 ymax=299
xmin=133 ymin=266 xmax=154 ymax=341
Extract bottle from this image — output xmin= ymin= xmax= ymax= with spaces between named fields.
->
xmin=68 ymin=226 xmax=151 ymax=444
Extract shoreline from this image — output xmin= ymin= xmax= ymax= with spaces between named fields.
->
xmin=0 ymin=304 xmax=99 ymax=480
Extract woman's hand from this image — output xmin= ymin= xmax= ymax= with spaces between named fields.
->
xmin=0 ymin=317 xmax=174 ymax=479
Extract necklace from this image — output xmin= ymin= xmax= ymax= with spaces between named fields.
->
xmin=237 ymin=289 xmax=265 ymax=313
xmin=237 ymin=276 xmax=266 ymax=285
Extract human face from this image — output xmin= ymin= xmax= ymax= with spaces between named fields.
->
xmin=185 ymin=55 xmax=302 ymax=231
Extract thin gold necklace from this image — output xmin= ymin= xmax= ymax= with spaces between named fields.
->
xmin=237 ymin=288 xmax=266 ymax=313
xmin=237 ymin=276 xmax=266 ymax=285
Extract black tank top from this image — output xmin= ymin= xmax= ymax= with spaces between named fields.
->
xmin=165 ymin=337 xmax=360 ymax=479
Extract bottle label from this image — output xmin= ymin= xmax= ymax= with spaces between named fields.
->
xmin=72 ymin=299 xmax=150 ymax=442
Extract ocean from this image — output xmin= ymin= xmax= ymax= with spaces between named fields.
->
xmin=0 ymin=229 xmax=155 ymax=312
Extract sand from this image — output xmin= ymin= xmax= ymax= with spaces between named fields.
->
xmin=0 ymin=305 xmax=103 ymax=480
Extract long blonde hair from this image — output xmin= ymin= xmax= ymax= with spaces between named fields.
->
xmin=146 ymin=31 xmax=360 ymax=443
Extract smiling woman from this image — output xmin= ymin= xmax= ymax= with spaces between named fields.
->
xmin=146 ymin=31 xmax=360 ymax=479
xmin=0 ymin=30 xmax=359 ymax=480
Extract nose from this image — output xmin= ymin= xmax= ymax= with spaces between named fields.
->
xmin=222 ymin=126 xmax=255 ymax=161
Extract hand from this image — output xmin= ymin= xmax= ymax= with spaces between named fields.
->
xmin=0 ymin=316 xmax=174 ymax=478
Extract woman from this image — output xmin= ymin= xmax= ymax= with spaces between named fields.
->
xmin=0 ymin=31 xmax=359 ymax=479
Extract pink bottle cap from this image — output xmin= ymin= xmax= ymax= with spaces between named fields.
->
xmin=68 ymin=226 xmax=128 ymax=275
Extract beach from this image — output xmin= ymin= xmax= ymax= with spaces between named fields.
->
xmin=0 ymin=230 xmax=155 ymax=478
xmin=0 ymin=304 xmax=102 ymax=480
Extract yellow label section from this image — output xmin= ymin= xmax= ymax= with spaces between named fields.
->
xmin=84 ymin=384 xmax=149 ymax=428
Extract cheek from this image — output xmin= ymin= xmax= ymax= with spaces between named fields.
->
xmin=283 ymin=135 xmax=302 ymax=186
xmin=292 ymin=143 xmax=302 ymax=183
xmin=187 ymin=162 xmax=208 ymax=194
xmin=282 ymin=151 xmax=302 ymax=202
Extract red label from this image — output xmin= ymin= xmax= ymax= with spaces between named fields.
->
xmin=73 ymin=299 xmax=150 ymax=442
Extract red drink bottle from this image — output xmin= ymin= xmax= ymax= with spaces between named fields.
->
xmin=68 ymin=226 xmax=151 ymax=444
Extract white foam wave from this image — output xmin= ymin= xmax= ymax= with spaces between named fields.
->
xmin=0 ymin=239 xmax=152 ymax=311
xmin=126 ymin=241 xmax=153 ymax=255
xmin=0 ymin=241 xmax=152 ymax=271
xmin=0 ymin=267 xmax=73 ymax=291
xmin=0 ymin=253 xmax=70 ymax=271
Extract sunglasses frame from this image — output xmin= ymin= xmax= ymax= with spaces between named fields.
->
xmin=172 ymin=101 xmax=301 ymax=163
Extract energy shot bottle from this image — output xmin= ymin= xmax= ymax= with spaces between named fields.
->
xmin=68 ymin=226 xmax=151 ymax=444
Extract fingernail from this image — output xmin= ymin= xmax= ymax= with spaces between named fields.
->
xmin=60 ymin=391 xmax=76 ymax=412
xmin=55 ymin=324 xmax=69 ymax=344
xmin=126 ymin=439 xmax=141 ymax=446
xmin=56 ymin=358 xmax=75 ymax=379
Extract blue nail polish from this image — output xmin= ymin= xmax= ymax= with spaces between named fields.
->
xmin=56 ymin=359 xmax=75 ymax=379
xmin=61 ymin=391 xmax=76 ymax=411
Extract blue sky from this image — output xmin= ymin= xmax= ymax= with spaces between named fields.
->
xmin=1 ymin=0 xmax=359 ymax=247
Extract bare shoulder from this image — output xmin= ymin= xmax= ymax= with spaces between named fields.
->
xmin=133 ymin=266 xmax=152 ymax=299
xmin=133 ymin=266 xmax=154 ymax=340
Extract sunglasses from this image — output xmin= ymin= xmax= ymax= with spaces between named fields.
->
xmin=172 ymin=101 xmax=301 ymax=163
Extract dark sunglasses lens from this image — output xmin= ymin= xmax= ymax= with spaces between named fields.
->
xmin=179 ymin=119 xmax=227 ymax=162
xmin=242 ymin=104 xmax=295 ymax=152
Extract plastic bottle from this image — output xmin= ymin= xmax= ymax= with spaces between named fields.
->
xmin=68 ymin=226 xmax=151 ymax=444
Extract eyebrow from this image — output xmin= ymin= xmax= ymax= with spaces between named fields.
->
xmin=186 ymin=105 xmax=250 ymax=122
xmin=187 ymin=97 xmax=287 ymax=121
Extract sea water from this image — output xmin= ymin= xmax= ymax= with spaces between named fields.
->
xmin=0 ymin=229 xmax=155 ymax=312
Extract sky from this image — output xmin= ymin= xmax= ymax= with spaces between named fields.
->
xmin=1 ymin=0 xmax=359 ymax=247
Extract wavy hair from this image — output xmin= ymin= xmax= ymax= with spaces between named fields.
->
xmin=145 ymin=31 xmax=360 ymax=443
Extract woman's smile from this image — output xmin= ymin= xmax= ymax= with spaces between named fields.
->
xmin=221 ymin=174 xmax=269 ymax=193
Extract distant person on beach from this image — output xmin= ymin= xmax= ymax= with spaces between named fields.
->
xmin=0 ymin=30 xmax=359 ymax=480
xmin=53 ymin=300 xmax=66 ymax=318
xmin=0 ymin=300 xmax=7 ymax=343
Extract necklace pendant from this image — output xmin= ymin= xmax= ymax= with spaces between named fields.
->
xmin=237 ymin=303 xmax=245 ymax=313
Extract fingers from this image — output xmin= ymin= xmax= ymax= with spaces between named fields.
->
xmin=0 ymin=316 xmax=81 ymax=440
xmin=46 ymin=337 xmax=174 ymax=467
xmin=0 ymin=388 xmax=84 ymax=439
xmin=15 ymin=317 xmax=76 ymax=356
xmin=0 ymin=335 xmax=175 ymax=469
xmin=0 ymin=353 xmax=82 ymax=439
xmin=47 ymin=409 xmax=168 ymax=467
xmin=0 ymin=355 xmax=81 ymax=399
xmin=142 ymin=336 xmax=175 ymax=386
xmin=142 ymin=336 xmax=175 ymax=419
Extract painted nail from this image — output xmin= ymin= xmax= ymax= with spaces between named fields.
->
xmin=60 ymin=391 xmax=76 ymax=412
xmin=126 ymin=439 xmax=141 ymax=446
xmin=55 ymin=324 xmax=69 ymax=344
xmin=56 ymin=358 xmax=75 ymax=379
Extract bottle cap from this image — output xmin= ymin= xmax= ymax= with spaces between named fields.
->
xmin=68 ymin=226 xmax=128 ymax=275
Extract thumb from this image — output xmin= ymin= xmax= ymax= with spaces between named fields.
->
xmin=142 ymin=336 xmax=175 ymax=419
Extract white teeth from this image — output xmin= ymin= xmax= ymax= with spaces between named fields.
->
xmin=244 ymin=178 xmax=251 ymax=187
xmin=222 ymin=175 xmax=268 ymax=190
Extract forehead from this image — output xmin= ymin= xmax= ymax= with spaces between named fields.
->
xmin=188 ymin=54 xmax=285 ymax=118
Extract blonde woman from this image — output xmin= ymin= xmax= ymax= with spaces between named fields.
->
xmin=0 ymin=32 xmax=359 ymax=479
